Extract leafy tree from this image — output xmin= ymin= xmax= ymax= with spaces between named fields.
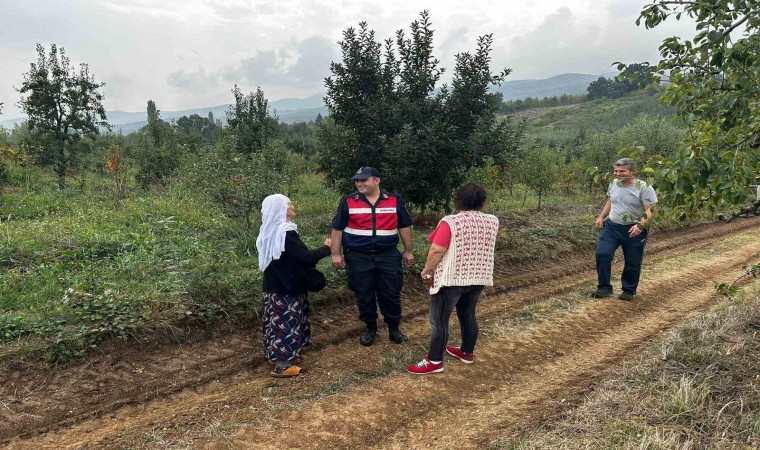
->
xmin=132 ymin=100 xmax=180 ymax=187
xmin=145 ymin=100 xmax=168 ymax=146
xmin=279 ymin=121 xmax=318 ymax=156
xmin=586 ymin=76 xmax=616 ymax=99
xmin=586 ymin=65 xmax=649 ymax=100
xmin=616 ymin=114 xmax=683 ymax=162
xmin=500 ymin=93 xmax=585 ymax=114
xmin=226 ymin=86 xmax=279 ymax=155
xmin=320 ymin=11 xmax=521 ymax=209
xmin=189 ymin=137 xmax=295 ymax=227
xmin=619 ymin=1 xmax=760 ymax=218
xmin=175 ymin=113 xmax=218 ymax=150
xmin=517 ymin=146 xmax=561 ymax=210
xmin=478 ymin=114 xmax=526 ymax=196
xmin=17 ymin=44 xmax=109 ymax=189
xmin=0 ymin=130 xmax=11 ymax=189
xmin=577 ymin=115 xmax=682 ymax=194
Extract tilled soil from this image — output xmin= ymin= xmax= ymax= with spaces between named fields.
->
xmin=2 ymin=217 xmax=759 ymax=449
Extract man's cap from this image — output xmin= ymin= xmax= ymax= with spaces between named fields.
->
xmin=351 ymin=166 xmax=380 ymax=180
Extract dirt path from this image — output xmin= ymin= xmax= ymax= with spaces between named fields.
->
xmin=3 ymin=217 xmax=759 ymax=449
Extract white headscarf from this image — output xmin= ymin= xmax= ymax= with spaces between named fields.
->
xmin=256 ymin=194 xmax=298 ymax=272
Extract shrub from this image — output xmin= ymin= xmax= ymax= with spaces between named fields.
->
xmin=130 ymin=133 xmax=183 ymax=188
xmin=187 ymin=137 xmax=297 ymax=227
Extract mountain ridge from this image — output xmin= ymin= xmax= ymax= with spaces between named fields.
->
xmin=1 ymin=73 xmax=608 ymax=133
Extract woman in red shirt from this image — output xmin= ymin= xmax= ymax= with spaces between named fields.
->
xmin=407 ymin=184 xmax=500 ymax=375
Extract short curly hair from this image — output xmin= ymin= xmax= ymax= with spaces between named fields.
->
xmin=454 ymin=183 xmax=487 ymax=211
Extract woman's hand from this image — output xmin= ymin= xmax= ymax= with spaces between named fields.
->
xmin=324 ymin=237 xmax=333 ymax=247
xmin=421 ymin=268 xmax=433 ymax=287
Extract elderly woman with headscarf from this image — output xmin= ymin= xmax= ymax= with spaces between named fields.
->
xmin=256 ymin=194 xmax=332 ymax=378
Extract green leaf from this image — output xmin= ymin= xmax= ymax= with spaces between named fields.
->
xmin=707 ymin=30 xmax=723 ymax=43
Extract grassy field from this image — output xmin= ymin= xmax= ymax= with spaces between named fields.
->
xmin=491 ymin=280 xmax=760 ymax=449
xmin=0 ymin=92 xmax=698 ymax=363
xmin=516 ymin=89 xmax=678 ymax=143
xmin=0 ymin=163 xmax=622 ymax=362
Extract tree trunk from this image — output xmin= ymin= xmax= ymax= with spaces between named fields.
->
xmin=56 ymin=139 xmax=67 ymax=190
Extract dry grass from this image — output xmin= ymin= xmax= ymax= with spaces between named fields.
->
xmin=481 ymin=291 xmax=587 ymax=338
xmin=490 ymin=280 xmax=760 ymax=449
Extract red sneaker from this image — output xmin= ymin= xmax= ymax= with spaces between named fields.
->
xmin=446 ymin=346 xmax=474 ymax=364
xmin=407 ymin=358 xmax=444 ymax=375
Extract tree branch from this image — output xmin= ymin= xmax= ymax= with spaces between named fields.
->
xmin=722 ymin=14 xmax=750 ymax=38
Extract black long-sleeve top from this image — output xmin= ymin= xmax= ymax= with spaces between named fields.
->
xmin=263 ymin=230 xmax=331 ymax=295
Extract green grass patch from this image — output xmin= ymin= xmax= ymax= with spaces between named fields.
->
xmin=522 ymin=91 xmax=676 ymax=140
xmin=0 ymin=164 xmax=711 ymax=363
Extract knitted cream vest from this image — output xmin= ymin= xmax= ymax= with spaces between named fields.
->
xmin=430 ymin=211 xmax=500 ymax=294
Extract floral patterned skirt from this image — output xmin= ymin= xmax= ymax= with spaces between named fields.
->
xmin=262 ymin=291 xmax=312 ymax=362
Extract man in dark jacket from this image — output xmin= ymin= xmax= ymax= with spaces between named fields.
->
xmin=331 ymin=166 xmax=414 ymax=346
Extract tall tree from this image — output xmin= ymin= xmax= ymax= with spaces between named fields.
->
xmin=146 ymin=100 xmax=163 ymax=146
xmin=17 ymin=43 xmax=109 ymax=189
xmin=618 ymin=1 xmax=760 ymax=218
xmin=226 ymin=86 xmax=279 ymax=155
xmin=132 ymin=100 xmax=179 ymax=187
xmin=320 ymin=11 xmax=521 ymax=209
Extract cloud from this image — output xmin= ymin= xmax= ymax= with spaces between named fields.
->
xmin=224 ymin=35 xmax=336 ymax=90
xmin=504 ymin=7 xmax=618 ymax=78
xmin=163 ymin=35 xmax=335 ymax=102
xmin=103 ymin=1 xmax=193 ymax=23
xmin=102 ymin=73 xmax=131 ymax=100
xmin=607 ymin=0 xmax=645 ymax=20
xmin=0 ymin=0 xmax=703 ymax=116
xmin=206 ymin=0 xmax=275 ymax=21
xmin=227 ymin=50 xmax=286 ymax=85
xmin=439 ymin=26 xmax=470 ymax=57
xmin=287 ymin=36 xmax=338 ymax=84
xmin=167 ymin=67 xmax=221 ymax=93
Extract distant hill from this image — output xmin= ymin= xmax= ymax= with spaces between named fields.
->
xmin=494 ymin=73 xmax=601 ymax=100
xmin=0 ymin=74 xmax=615 ymax=133
xmin=0 ymin=93 xmax=328 ymax=134
xmin=110 ymin=103 xmax=327 ymax=134
xmin=106 ymin=94 xmax=327 ymax=134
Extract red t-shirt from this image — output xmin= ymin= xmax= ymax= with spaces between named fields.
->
xmin=427 ymin=221 xmax=451 ymax=248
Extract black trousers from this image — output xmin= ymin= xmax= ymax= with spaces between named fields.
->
xmin=345 ymin=248 xmax=403 ymax=326
xmin=428 ymin=285 xmax=484 ymax=361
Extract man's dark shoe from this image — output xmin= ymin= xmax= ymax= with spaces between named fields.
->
xmin=618 ymin=291 xmax=636 ymax=301
xmin=360 ymin=327 xmax=377 ymax=346
xmin=389 ymin=328 xmax=408 ymax=344
xmin=591 ymin=288 xmax=613 ymax=298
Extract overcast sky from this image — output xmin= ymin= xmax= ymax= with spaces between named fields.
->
xmin=0 ymin=0 xmax=696 ymax=119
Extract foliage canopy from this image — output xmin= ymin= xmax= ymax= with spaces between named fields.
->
xmin=226 ymin=86 xmax=279 ymax=156
xmin=17 ymin=44 xmax=109 ymax=189
xmin=619 ymin=0 xmax=760 ymax=218
xmin=319 ymin=11 xmax=522 ymax=209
